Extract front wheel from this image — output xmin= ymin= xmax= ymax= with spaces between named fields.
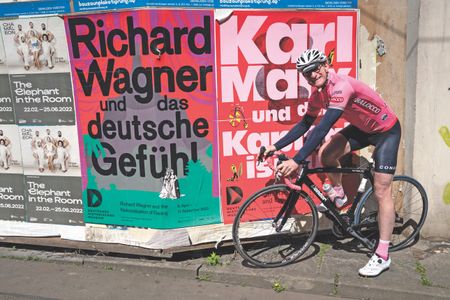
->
xmin=354 ymin=175 xmax=428 ymax=251
xmin=232 ymin=184 xmax=319 ymax=268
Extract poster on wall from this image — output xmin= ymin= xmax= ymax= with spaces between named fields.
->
xmin=0 ymin=125 xmax=23 ymax=175
xmin=73 ymin=0 xmax=214 ymax=12
xmin=19 ymin=125 xmax=83 ymax=225
xmin=215 ymin=0 xmax=357 ymax=9
xmin=216 ymin=10 xmax=358 ymax=224
xmin=65 ymin=9 xmax=220 ymax=229
xmin=19 ymin=125 xmax=81 ymax=177
xmin=0 ymin=17 xmax=75 ymax=125
xmin=0 ymin=1 xmax=70 ymax=18
xmin=72 ymin=0 xmax=356 ymax=11
xmin=23 ymin=175 xmax=83 ymax=225
xmin=0 ymin=31 xmax=14 ymax=124
xmin=0 ymin=31 xmax=24 ymax=222
xmin=0 ymin=124 xmax=25 ymax=221
xmin=0 ymin=16 xmax=83 ymax=226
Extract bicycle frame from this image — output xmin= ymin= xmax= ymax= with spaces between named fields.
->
xmin=272 ymin=161 xmax=377 ymax=249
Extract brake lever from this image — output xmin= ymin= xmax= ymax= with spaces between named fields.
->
xmin=257 ymin=146 xmax=266 ymax=164
xmin=277 ymin=154 xmax=289 ymax=162
xmin=257 ymin=146 xmax=274 ymax=165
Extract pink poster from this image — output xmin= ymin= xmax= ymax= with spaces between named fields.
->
xmin=216 ymin=10 xmax=358 ymax=224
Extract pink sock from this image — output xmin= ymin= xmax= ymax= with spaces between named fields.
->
xmin=375 ymin=239 xmax=390 ymax=260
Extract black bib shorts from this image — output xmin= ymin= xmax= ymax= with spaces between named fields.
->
xmin=338 ymin=120 xmax=401 ymax=174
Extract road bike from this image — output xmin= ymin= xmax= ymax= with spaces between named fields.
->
xmin=232 ymin=147 xmax=428 ymax=268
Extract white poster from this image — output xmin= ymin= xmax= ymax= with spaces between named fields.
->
xmin=1 ymin=16 xmax=70 ymax=74
xmin=19 ymin=125 xmax=81 ymax=177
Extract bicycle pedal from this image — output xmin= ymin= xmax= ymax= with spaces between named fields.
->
xmin=395 ymin=216 xmax=404 ymax=223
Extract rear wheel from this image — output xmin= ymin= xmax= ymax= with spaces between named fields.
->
xmin=354 ymin=175 xmax=428 ymax=251
xmin=232 ymin=184 xmax=318 ymax=267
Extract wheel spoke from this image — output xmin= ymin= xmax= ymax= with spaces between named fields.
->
xmin=233 ymin=185 xmax=318 ymax=267
xmin=354 ymin=176 xmax=427 ymax=251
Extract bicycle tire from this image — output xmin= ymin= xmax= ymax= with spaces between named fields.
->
xmin=354 ymin=175 xmax=428 ymax=251
xmin=232 ymin=184 xmax=318 ymax=268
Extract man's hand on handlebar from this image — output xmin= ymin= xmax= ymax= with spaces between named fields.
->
xmin=264 ymin=145 xmax=277 ymax=158
xmin=276 ymin=159 xmax=300 ymax=177
xmin=258 ymin=146 xmax=302 ymax=188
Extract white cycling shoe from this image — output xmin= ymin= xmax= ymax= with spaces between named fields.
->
xmin=359 ymin=254 xmax=391 ymax=277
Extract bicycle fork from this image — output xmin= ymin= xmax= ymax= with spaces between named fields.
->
xmin=272 ymin=191 xmax=300 ymax=232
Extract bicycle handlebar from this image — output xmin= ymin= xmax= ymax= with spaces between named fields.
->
xmin=258 ymin=146 xmax=302 ymax=191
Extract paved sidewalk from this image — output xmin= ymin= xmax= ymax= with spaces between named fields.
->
xmin=0 ymin=235 xmax=449 ymax=300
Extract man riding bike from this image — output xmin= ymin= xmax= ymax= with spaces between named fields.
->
xmin=263 ymin=49 xmax=401 ymax=277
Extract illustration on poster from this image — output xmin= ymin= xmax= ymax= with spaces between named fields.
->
xmin=0 ymin=129 xmax=12 ymax=170
xmin=226 ymin=163 xmax=243 ymax=182
xmin=13 ymin=21 xmax=57 ymax=71
xmin=31 ymin=129 xmax=71 ymax=173
xmin=159 ymin=168 xmax=181 ymax=199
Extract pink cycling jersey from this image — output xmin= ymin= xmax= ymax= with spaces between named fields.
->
xmin=307 ymin=72 xmax=397 ymax=133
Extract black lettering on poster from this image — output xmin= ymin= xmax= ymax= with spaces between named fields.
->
xmin=25 ymin=175 xmax=84 ymax=225
xmin=68 ymin=14 xmax=215 ymax=180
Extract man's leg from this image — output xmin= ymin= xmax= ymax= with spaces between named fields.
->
xmin=318 ymin=133 xmax=351 ymax=185
xmin=373 ymin=172 xmax=395 ymax=256
xmin=315 ymin=133 xmax=352 ymax=210
xmin=373 ymin=172 xmax=396 ymax=240
xmin=358 ymin=171 xmax=395 ymax=277
xmin=359 ymin=121 xmax=401 ymax=277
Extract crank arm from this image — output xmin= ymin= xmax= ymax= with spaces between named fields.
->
xmin=347 ymin=227 xmax=376 ymax=250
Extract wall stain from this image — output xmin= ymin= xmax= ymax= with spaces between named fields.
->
xmin=439 ymin=126 xmax=450 ymax=204
xmin=439 ymin=126 xmax=450 ymax=148
xmin=444 ymin=183 xmax=450 ymax=205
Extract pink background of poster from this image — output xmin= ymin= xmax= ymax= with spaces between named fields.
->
xmin=216 ymin=10 xmax=358 ymax=224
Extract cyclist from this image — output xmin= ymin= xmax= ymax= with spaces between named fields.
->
xmin=263 ymin=49 xmax=401 ymax=277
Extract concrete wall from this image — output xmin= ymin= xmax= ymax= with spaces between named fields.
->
xmin=359 ymin=0 xmax=407 ymax=173
xmin=405 ymin=0 xmax=420 ymax=179
xmin=407 ymin=0 xmax=450 ymax=238
xmin=360 ymin=0 xmax=450 ymax=238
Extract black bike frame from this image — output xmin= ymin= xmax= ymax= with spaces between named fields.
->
xmin=273 ymin=162 xmax=377 ymax=249
xmin=301 ymin=165 xmax=374 ymax=218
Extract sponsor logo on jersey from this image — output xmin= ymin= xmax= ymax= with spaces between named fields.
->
xmin=353 ymin=98 xmax=381 ymax=114
xmin=331 ymin=96 xmax=344 ymax=103
xmin=378 ymin=165 xmax=396 ymax=171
